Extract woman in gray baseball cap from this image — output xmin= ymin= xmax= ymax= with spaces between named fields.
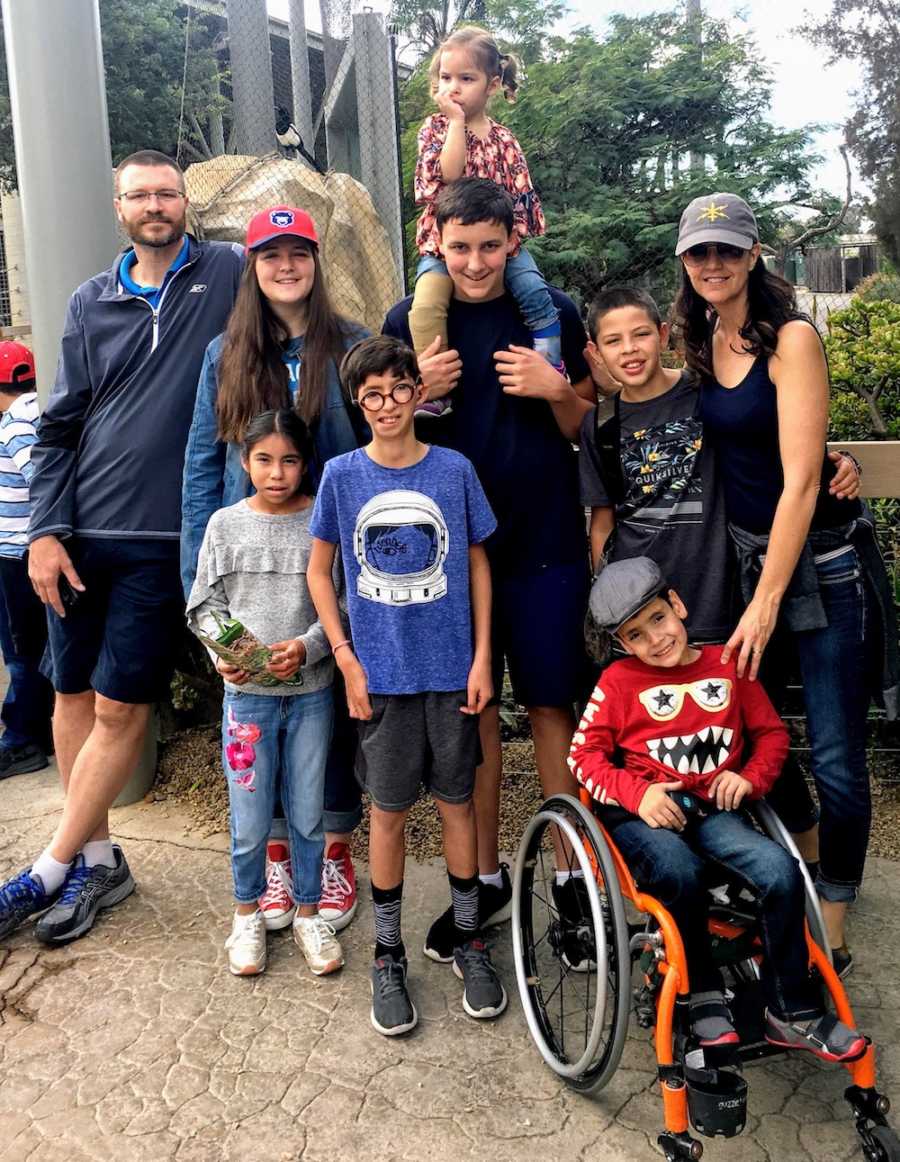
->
xmin=671 ymin=191 xmax=898 ymax=976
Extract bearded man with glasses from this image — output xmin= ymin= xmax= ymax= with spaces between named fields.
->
xmin=0 ymin=151 xmax=244 ymax=947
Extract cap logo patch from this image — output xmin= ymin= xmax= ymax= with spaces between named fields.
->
xmin=696 ymin=201 xmax=729 ymax=224
xmin=271 ymin=210 xmax=295 ymax=227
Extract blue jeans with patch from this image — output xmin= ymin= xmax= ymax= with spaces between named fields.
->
xmin=607 ymin=807 xmax=823 ymax=1021
xmin=222 ymin=687 xmax=334 ymax=905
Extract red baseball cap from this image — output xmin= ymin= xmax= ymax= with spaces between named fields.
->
xmin=245 ymin=206 xmax=319 ymax=251
xmin=0 ymin=341 xmax=36 ymax=389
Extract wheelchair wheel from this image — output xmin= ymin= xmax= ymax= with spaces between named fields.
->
xmin=753 ymin=801 xmax=830 ymax=962
xmin=866 ymin=1125 xmax=900 ymax=1161
xmin=512 ymin=793 xmax=631 ymax=1092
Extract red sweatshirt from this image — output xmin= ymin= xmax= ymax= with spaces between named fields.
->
xmin=568 ymin=645 xmax=789 ymax=815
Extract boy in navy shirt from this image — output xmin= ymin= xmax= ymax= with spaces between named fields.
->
xmin=308 ymin=335 xmax=506 ymax=1036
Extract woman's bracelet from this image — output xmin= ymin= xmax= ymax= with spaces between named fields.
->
xmin=332 ymin=639 xmax=352 ymax=656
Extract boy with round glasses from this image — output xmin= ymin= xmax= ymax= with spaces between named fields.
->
xmin=308 ymin=334 xmax=507 ymax=1036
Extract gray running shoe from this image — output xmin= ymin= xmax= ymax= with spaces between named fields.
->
xmin=764 ymin=1009 xmax=866 ymax=1063
xmin=0 ymin=743 xmax=48 ymax=779
xmin=34 ymin=846 xmax=135 ymax=944
xmin=370 ymin=954 xmax=418 ymax=1036
xmin=453 ymin=938 xmax=508 ymax=1019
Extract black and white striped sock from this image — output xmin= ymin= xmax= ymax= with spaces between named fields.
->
xmin=372 ymin=881 xmax=404 ymax=960
xmin=449 ymin=871 xmax=480 ymax=948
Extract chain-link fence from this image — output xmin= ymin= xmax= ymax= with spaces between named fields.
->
xmin=0 ymin=0 xmax=408 ymax=336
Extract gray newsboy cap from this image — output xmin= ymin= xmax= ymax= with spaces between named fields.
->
xmin=589 ymin=557 xmax=669 ymax=634
xmin=675 ymin=192 xmax=759 ymax=256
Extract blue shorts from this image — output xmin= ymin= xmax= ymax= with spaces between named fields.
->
xmin=42 ymin=537 xmax=184 ymax=704
xmin=490 ymin=560 xmax=592 ymax=709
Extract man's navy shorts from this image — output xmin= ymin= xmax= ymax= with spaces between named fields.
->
xmin=42 ymin=537 xmax=184 ymax=704
xmin=490 ymin=559 xmax=592 ymax=709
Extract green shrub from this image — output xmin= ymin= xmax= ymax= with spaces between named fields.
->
xmin=826 ymin=299 xmax=900 ymax=439
xmin=854 ymin=271 xmax=900 ymax=305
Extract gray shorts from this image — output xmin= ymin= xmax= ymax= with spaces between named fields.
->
xmin=355 ymin=690 xmax=481 ymax=812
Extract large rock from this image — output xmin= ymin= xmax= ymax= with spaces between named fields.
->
xmin=185 ymin=154 xmax=403 ymax=333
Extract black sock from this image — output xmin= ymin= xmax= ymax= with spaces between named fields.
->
xmin=448 ymin=870 xmax=480 ymax=948
xmin=372 ymin=881 xmax=405 ymax=960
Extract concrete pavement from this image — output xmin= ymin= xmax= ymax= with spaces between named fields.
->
xmin=1 ymin=764 xmax=899 ymax=1162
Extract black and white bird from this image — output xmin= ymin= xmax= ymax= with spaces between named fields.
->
xmin=275 ymin=106 xmax=323 ymax=172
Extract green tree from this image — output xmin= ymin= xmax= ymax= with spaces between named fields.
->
xmin=797 ymin=0 xmax=900 ymax=263
xmin=400 ymin=10 xmax=836 ymax=306
xmin=825 ymin=298 xmax=900 ymax=439
xmin=0 ymin=0 xmax=226 ymax=182
xmin=391 ymin=0 xmax=565 ymax=63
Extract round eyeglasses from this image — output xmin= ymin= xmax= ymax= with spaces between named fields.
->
xmin=356 ymin=382 xmax=417 ymax=412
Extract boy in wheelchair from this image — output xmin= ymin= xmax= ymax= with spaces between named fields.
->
xmin=568 ymin=556 xmax=865 ymax=1064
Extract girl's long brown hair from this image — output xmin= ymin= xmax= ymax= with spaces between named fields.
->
xmin=216 ymin=245 xmax=353 ymax=443
xmin=673 ymin=260 xmax=808 ymax=380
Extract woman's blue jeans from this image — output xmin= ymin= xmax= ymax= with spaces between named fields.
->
xmin=607 ymin=807 xmax=823 ymax=1021
xmin=223 ymin=687 xmax=334 ymax=905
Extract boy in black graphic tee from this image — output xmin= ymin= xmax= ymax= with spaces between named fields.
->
xmin=579 ymin=288 xmax=732 ymax=644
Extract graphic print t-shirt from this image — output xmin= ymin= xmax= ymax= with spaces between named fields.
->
xmin=579 ymin=374 xmax=733 ymax=643
xmin=310 ymin=445 xmax=496 ymax=694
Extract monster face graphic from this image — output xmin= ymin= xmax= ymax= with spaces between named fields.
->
xmin=647 ymin=726 xmax=735 ymax=776
xmin=354 ymin=490 xmax=449 ymax=606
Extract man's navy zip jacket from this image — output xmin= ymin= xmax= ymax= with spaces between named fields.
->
xmin=28 ymin=236 xmax=244 ymax=544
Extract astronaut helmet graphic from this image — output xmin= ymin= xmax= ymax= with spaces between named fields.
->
xmin=353 ymin=489 xmax=449 ymax=605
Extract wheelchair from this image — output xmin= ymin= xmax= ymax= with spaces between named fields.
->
xmin=512 ymin=792 xmax=900 ymax=1161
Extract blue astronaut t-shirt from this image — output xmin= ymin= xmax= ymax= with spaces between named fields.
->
xmin=310 ymin=444 xmax=496 ymax=694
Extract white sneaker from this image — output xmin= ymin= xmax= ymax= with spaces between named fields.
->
xmin=259 ymin=843 xmax=296 ymax=931
xmin=292 ymin=914 xmax=344 ymax=976
xmin=225 ymin=909 xmax=267 ymax=976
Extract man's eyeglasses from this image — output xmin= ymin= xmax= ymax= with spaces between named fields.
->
xmin=681 ymin=242 xmax=748 ymax=265
xmin=355 ymin=382 xmax=418 ymax=412
xmin=117 ymin=190 xmax=186 ymax=204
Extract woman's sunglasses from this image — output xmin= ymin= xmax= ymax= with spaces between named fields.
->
xmin=681 ymin=242 xmax=748 ymax=265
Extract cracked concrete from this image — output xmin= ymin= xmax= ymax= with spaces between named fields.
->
xmin=2 ymin=763 xmax=899 ymax=1162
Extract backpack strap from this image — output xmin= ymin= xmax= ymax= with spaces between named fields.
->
xmin=593 ymin=394 xmax=625 ymax=507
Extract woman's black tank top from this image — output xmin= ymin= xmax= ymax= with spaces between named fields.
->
xmin=700 ymin=355 xmax=859 ymax=534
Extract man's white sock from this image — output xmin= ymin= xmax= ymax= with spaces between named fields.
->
xmin=555 ymin=868 xmax=586 ymax=886
xmin=479 ymin=869 xmax=504 ymax=889
xmin=31 ymin=850 xmax=72 ymax=893
xmin=81 ymin=839 xmax=116 ymax=869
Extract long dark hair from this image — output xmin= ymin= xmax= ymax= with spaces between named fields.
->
xmin=216 ymin=244 xmax=353 ymax=443
xmin=241 ymin=408 xmax=315 ymax=496
xmin=673 ymin=259 xmax=809 ymax=379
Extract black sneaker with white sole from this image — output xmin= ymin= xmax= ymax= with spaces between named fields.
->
xmin=424 ymin=863 xmax=512 ymax=963
xmin=370 ymin=953 xmax=418 ymax=1036
xmin=34 ymin=846 xmax=135 ymax=944
xmin=453 ymin=937 xmax=507 ymax=1019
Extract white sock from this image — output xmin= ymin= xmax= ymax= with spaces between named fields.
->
xmin=479 ymin=869 xmax=504 ymax=889
xmin=555 ymin=869 xmax=586 ymax=886
xmin=81 ymin=839 xmax=116 ymax=869
xmin=31 ymin=850 xmax=72 ymax=893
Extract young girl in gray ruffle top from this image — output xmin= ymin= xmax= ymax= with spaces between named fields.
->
xmin=187 ymin=408 xmax=345 ymax=980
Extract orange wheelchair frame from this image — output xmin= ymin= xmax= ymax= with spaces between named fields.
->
xmin=511 ymin=792 xmax=899 ymax=1161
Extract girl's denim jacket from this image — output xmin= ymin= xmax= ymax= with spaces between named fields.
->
xmin=180 ymin=326 xmax=369 ymax=596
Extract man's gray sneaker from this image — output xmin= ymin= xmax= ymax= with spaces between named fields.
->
xmin=34 ymin=846 xmax=135 ymax=945
xmin=370 ymin=954 xmax=418 ymax=1036
xmin=453 ymin=938 xmax=508 ymax=1019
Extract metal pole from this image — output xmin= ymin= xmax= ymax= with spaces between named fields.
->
xmin=1 ymin=0 xmax=118 ymax=404
xmin=288 ymin=0 xmax=315 ymax=153
xmin=226 ymin=0 xmax=277 ymax=155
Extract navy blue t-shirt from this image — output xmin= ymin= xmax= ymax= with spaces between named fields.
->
xmin=310 ymin=445 xmax=496 ymax=695
xmin=383 ymin=287 xmax=590 ymax=572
